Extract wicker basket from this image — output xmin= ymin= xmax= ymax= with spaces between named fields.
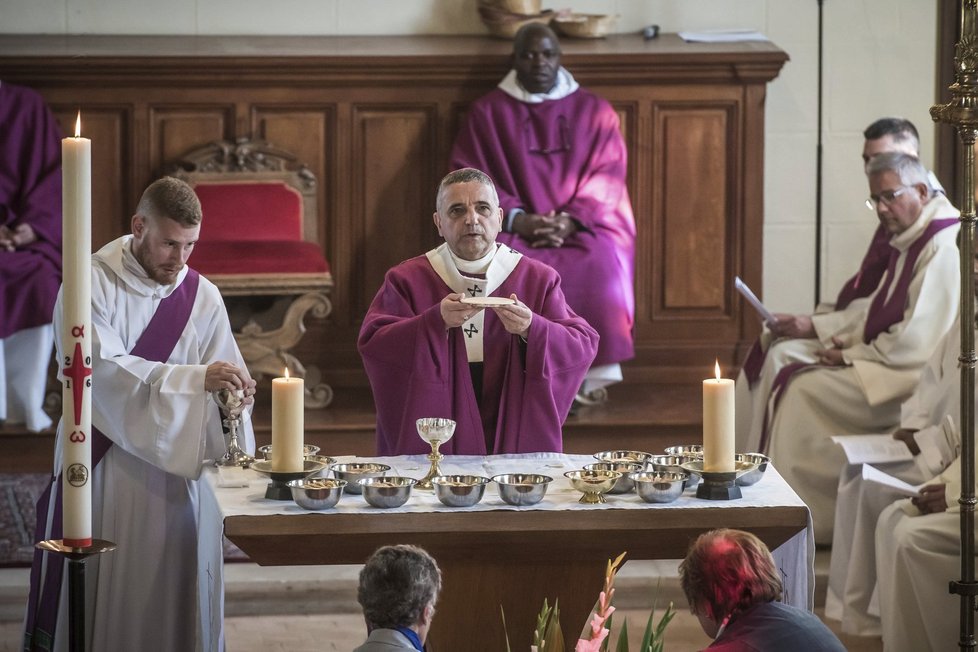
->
xmin=489 ymin=0 xmax=542 ymax=14
xmin=478 ymin=4 xmax=554 ymax=40
xmin=552 ymin=13 xmax=618 ymax=39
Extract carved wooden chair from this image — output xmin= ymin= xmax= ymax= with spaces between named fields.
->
xmin=169 ymin=138 xmax=333 ymax=408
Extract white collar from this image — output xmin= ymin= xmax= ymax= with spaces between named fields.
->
xmin=497 ymin=67 xmax=580 ymax=104
xmin=449 ymin=244 xmax=497 ymax=275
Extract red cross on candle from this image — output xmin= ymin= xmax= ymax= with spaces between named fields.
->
xmin=64 ymin=341 xmax=92 ymax=426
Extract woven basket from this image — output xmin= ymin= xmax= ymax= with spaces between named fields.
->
xmin=478 ymin=5 xmax=554 ymax=40
xmin=553 ymin=13 xmax=618 ymax=39
xmin=486 ymin=0 xmax=543 ymax=15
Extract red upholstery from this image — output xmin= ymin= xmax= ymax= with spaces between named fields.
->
xmin=189 ymin=180 xmax=328 ymax=275
xmin=194 ymin=181 xmax=304 ymax=242
xmin=191 ymin=241 xmax=329 ymax=275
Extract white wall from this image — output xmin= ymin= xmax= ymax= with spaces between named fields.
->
xmin=0 ymin=0 xmax=940 ymax=313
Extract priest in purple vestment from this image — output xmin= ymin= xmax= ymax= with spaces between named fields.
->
xmin=358 ymin=168 xmax=598 ymax=455
xmin=449 ymin=24 xmax=634 ymax=405
xmin=0 ymin=81 xmax=63 ymax=432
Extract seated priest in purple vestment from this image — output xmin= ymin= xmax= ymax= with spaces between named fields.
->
xmin=358 ymin=168 xmax=598 ymax=455
xmin=0 ymin=81 xmax=63 ymax=432
xmin=24 ymin=177 xmax=257 ymax=652
xmin=449 ymin=24 xmax=634 ymax=405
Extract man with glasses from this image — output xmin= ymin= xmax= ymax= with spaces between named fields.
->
xmin=737 ymin=117 xmax=944 ymax=453
xmin=450 ymin=23 xmax=635 ymax=408
xmin=757 ymin=152 xmax=959 ymax=544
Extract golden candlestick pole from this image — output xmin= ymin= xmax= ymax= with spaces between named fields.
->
xmin=931 ymin=1 xmax=978 ymax=648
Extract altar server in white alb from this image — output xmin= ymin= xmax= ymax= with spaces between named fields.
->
xmin=826 ymin=312 xmax=967 ymax=637
xmin=757 ymin=152 xmax=960 ymax=543
xmin=23 ymin=177 xmax=257 ymax=652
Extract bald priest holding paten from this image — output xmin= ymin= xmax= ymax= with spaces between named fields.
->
xmin=358 ymin=168 xmax=599 ymax=456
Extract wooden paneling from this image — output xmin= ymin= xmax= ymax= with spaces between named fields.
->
xmin=0 ymin=34 xmax=787 ymax=386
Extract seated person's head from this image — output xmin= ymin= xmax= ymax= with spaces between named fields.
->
xmin=131 ymin=176 xmax=202 ymax=285
xmin=357 ymin=544 xmax=442 ymax=643
xmin=433 ymin=168 xmax=504 ymax=261
xmin=865 ymin=152 xmax=932 ymax=235
xmin=512 ymin=23 xmax=562 ymax=94
xmin=679 ymin=528 xmax=782 ymax=638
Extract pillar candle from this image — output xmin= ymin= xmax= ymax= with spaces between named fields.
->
xmin=703 ymin=360 xmax=735 ymax=473
xmin=62 ymin=113 xmax=93 ymax=547
xmin=271 ymin=370 xmax=304 ymax=472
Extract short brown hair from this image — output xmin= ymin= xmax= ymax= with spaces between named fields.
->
xmin=136 ymin=176 xmax=202 ymax=227
xmin=679 ymin=529 xmax=783 ymax=620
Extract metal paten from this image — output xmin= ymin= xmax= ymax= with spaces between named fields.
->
xmin=931 ymin=3 xmax=978 ymax=646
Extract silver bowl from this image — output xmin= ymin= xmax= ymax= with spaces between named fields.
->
xmin=649 ymin=455 xmax=701 ymax=489
xmin=258 ymin=444 xmax=321 ymax=461
xmin=332 ymin=462 xmax=392 ymax=494
xmin=304 ymin=455 xmax=336 ymax=478
xmin=664 ymin=444 xmax=704 ymax=458
xmin=631 ymin=471 xmax=688 ymax=503
xmin=492 ymin=473 xmax=553 ymax=506
xmin=564 ymin=469 xmax=622 ymax=504
xmin=288 ymin=478 xmax=346 ymax=510
xmin=583 ymin=461 xmax=643 ymax=493
xmin=431 ymin=475 xmax=491 ymax=507
xmin=359 ymin=476 xmax=416 ymax=508
xmin=593 ymin=450 xmax=654 ymax=466
xmin=735 ymin=453 xmax=770 ymax=486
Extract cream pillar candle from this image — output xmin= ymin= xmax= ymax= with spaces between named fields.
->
xmin=703 ymin=360 xmax=735 ymax=473
xmin=271 ymin=369 xmax=304 ymax=472
xmin=62 ymin=112 xmax=93 ymax=547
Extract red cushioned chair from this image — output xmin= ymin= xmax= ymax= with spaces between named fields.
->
xmin=169 ymin=139 xmax=334 ymax=408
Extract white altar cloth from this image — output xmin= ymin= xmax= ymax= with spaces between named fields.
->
xmin=197 ymin=453 xmax=814 ymax=650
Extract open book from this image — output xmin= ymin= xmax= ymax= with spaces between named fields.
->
xmin=830 ymin=433 xmax=914 ymax=465
xmin=860 ymin=464 xmax=925 ymax=498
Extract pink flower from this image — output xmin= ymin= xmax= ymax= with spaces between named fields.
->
xmin=574 ymin=628 xmax=609 ymax=652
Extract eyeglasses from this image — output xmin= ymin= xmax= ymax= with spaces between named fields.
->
xmin=865 ymin=186 xmax=910 ymax=210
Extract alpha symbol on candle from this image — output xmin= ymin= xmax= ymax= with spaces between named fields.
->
xmin=71 ymin=325 xmax=85 ymax=338
xmin=64 ymin=341 xmax=93 ymax=426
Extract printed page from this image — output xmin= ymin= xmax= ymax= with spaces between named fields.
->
xmin=831 ymin=434 xmax=915 ymax=464
xmin=861 ymin=463 xmax=925 ymax=497
xmin=734 ymin=276 xmax=776 ymax=325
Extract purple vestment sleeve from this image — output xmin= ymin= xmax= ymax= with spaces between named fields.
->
xmin=0 ymin=82 xmax=63 ymax=338
xmin=450 ymin=88 xmax=634 ymax=366
xmin=358 ymin=255 xmax=598 ymax=455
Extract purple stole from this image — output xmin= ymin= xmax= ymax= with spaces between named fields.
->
xmin=755 ymin=218 xmax=957 ymax=453
xmin=24 ymin=269 xmax=200 ymax=652
xmin=835 ymin=224 xmax=892 ymax=311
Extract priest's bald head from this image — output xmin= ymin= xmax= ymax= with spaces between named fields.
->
xmin=131 ymin=176 xmax=202 ymax=285
xmin=433 ymin=168 xmax=504 ymax=261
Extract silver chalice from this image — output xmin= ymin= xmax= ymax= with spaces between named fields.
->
xmin=415 ymin=418 xmax=456 ymax=490
xmin=213 ymin=388 xmax=254 ymax=468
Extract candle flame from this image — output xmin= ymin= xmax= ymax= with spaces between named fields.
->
xmin=714 ymin=359 xmax=722 ymax=381
xmin=283 ymin=367 xmax=290 ymax=380
xmin=74 ymin=111 xmax=81 ymax=138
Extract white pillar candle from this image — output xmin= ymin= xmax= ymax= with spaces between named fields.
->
xmin=61 ymin=113 xmax=93 ymax=547
xmin=703 ymin=360 xmax=735 ymax=473
xmin=271 ymin=369 xmax=304 ymax=473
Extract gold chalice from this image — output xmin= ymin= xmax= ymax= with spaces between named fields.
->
xmin=564 ymin=469 xmax=622 ymax=504
xmin=415 ymin=418 xmax=456 ymax=490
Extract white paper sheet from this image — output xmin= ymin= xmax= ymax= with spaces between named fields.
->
xmin=831 ymin=434 xmax=915 ymax=465
xmin=735 ymin=276 xmax=776 ymax=325
xmin=861 ymin=464 xmax=925 ymax=497
xmin=679 ymin=29 xmax=769 ymax=43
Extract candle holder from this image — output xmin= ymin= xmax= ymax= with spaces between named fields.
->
xmin=36 ymin=538 xmax=116 ymax=652
xmin=213 ymin=388 xmax=254 ymax=468
xmin=250 ymin=459 xmax=327 ymax=500
xmin=680 ymin=459 xmax=757 ymax=501
xmin=415 ymin=418 xmax=456 ymax=490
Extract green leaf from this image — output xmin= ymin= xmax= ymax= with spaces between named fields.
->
xmin=542 ymin=599 xmax=564 ymax=652
xmin=534 ymin=599 xmax=553 ymax=647
xmin=500 ymin=605 xmax=512 ymax=652
xmin=614 ymin=617 xmax=629 ymax=652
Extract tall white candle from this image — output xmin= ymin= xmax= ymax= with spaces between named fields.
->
xmin=703 ymin=360 xmax=735 ymax=473
xmin=271 ymin=368 xmax=304 ymax=472
xmin=61 ymin=112 xmax=93 ymax=547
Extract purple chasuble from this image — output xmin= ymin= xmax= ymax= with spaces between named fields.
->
xmin=359 ymin=254 xmax=598 ymax=455
xmin=450 ymin=88 xmax=635 ymax=367
xmin=0 ymin=82 xmax=63 ymax=338
xmin=757 ymin=218 xmax=957 ymax=452
xmin=24 ymin=269 xmax=200 ymax=652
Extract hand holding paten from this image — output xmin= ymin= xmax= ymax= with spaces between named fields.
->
xmin=491 ymin=293 xmax=532 ymax=338
xmin=440 ymin=293 xmax=478 ymax=330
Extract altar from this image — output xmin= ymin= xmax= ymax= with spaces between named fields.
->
xmin=198 ymin=453 xmax=813 ymax=650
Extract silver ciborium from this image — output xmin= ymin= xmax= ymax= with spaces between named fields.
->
xmin=213 ymin=388 xmax=254 ymax=468
xmin=415 ymin=418 xmax=456 ymax=490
